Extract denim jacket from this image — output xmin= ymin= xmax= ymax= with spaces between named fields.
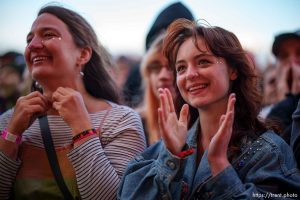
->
xmin=292 ymin=99 xmax=300 ymax=167
xmin=118 ymin=120 xmax=300 ymax=200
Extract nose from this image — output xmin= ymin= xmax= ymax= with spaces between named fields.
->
xmin=185 ymin=65 xmax=199 ymax=80
xmin=27 ymin=37 xmax=44 ymax=50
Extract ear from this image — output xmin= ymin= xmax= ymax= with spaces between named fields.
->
xmin=76 ymin=46 xmax=92 ymax=66
xmin=229 ymin=68 xmax=238 ymax=80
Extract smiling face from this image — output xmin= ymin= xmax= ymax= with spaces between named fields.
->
xmin=24 ymin=13 xmax=82 ymax=86
xmin=175 ymin=37 xmax=237 ymax=109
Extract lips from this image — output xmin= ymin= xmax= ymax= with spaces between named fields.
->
xmin=31 ymin=56 xmax=50 ymax=64
xmin=187 ymin=83 xmax=208 ymax=93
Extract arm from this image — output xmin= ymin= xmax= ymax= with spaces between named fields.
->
xmin=119 ymin=88 xmax=190 ymax=199
xmin=292 ymin=99 xmax=300 ymax=167
xmin=0 ymin=110 xmax=21 ymax=200
xmin=118 ymin=141 xmax=185 ymax=200
xmin=68 ymin=108 xmax=146 ymax=200
xmin=0 ymin=92 xmax=49 ymax=200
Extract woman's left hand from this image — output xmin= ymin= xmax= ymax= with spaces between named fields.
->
xmin=52 ymin=87 xmax=93 ymax=134
xmin=207 ymin=93 xmax=236 ymax=176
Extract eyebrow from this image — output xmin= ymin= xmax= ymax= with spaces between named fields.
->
xmin=26 ymin=27 xmax=59 ymax=39
xmin=175 ymin=52 xmax=213 ymax=65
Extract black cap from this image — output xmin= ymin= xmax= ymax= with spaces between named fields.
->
xmin=145 ymin=2 xmax=194 ymax=50
xmin=0 ymin=51 xmax=26 ymax=77
xmin=272 ymin=29 xmax=300 ymax=57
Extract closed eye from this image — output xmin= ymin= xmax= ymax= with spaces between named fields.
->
xmin=43 ymin=31 xmax=58 ymax=40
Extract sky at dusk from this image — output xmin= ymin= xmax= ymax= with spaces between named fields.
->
xmin=1 ymin=0 xmax=299 ymax=68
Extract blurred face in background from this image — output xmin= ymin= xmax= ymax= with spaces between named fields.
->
xmin=147 ymin=47 xmax=175 ymax=99
xmin=262 ymin=66 xmax=277 ymax=105
xmin=277 ymin=38 xmax=300 ymax=65
xmin=0 ymin=66 xmax=21 ymax=97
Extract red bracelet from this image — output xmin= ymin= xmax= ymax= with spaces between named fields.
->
xmin=72 ymin=128 xmax=97 ymax=144
xmin=175 ymin=148 xmax=194 ymax=158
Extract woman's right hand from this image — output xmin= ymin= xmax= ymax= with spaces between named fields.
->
xmin=158 ymin=88 xmax=189 ymax=155
xmin=7 ymin=91 xmax=50 ymax=135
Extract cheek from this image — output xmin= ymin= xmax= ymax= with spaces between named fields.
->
xmin=24 ymin=48 xmax=33 ymax=72
xmin=176 ymin=76 xmax=185 ymax=94
xmin=149 ymin=74 xmax=158 ymax=87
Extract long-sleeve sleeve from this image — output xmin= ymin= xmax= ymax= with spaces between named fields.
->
xmin=0 ymin=109 xmax=20 ymax=200
xmin=68 ymin=107 xmax=146 ymax=200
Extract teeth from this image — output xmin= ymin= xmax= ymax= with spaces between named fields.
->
xmin=32 ymin=56 xmax=48 ymax=63
xmin=189 ymin=84 xmax=208 ymax=92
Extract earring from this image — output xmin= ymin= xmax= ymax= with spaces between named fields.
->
xmin=80 ymin=71 xmax=84 ymax=76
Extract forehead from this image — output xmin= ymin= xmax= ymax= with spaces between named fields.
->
xmin=30 ymin=13 xmax=68 ymax=33
xmin=278 ymin=38 xmax=300 ymax=52
xmin=177 ymin=37 xmax=211 ymax=58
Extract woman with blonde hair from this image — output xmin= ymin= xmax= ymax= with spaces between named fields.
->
xmin=139 ymin=33 xmax=175 ymax=145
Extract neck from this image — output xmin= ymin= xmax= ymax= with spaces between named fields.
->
xmin=198 ymin=98 xmax=228 ymax=149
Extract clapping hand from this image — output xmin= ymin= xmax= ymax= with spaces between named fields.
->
xmin=207 ymin=93 xmax=236 ymax=176
xmin=277 ymin=62 xmax=300 ymax=101
xmin=158 ymin=88 xmax=189 ymax=155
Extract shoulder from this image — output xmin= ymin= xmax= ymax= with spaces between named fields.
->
xmin=235 ymin=130 xmax=298 ymax=174
xmin=102 ymin=103 xmax=143 ymax=134
xmin=260 ymin=131 xmax=292 ymax=152
xmin=109 ymin=102 xmax=141 ymax=120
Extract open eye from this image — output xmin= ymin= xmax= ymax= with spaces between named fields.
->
xmin=176 ymin=64 xmax=186 ymax=74
xmin=197 ymin=59 xmax=211 ymax=67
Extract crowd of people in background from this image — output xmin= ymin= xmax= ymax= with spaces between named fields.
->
xmin=0 ymin=1 xmax=299 ymax=199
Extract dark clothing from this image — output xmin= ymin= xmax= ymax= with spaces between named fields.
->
xmin=267 ymin=94 xmax=300 ymax=143
xmin=292 ymin=100 xmax=300 ymax=167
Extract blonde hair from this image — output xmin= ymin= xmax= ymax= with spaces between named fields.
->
xmin=140 ymin=33 xmax=165 ymax=144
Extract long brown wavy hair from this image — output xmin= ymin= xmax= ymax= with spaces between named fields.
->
xmin=163 ymin=19 xmax=275 ymax=150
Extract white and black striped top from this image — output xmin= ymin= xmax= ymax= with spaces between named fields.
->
xmin=0 ymin=102 xmax=146 ymax=200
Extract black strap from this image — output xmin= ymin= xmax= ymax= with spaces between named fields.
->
xmin=39 ymin=116 xmax=74 ymax=200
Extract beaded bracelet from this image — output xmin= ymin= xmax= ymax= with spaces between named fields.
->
xmin=72 ymin=128 xmax=97 ymax=144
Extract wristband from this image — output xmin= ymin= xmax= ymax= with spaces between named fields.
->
xmin=175 ymin=147 xmax=194 ymax=158
xmin=1 ymin=128 xmax=22 ymax=144
xmin=72 ymin=128 xmax=97 ymax=144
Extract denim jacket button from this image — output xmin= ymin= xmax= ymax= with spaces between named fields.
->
xmin=167 ymin=160 xmax=176 ymax=170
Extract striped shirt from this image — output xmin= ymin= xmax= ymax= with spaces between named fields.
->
xmin=0 ymin=102 xmax=146 ymax=200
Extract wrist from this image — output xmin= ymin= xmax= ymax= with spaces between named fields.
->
xmin=72 ymin=128 xmax=97 ymax=144
xmin=1 ymin=128 xmax=22 ymax=145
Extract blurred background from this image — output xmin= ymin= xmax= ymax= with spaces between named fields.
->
xmin=0 ymin=0 xmax=299 ymax=113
